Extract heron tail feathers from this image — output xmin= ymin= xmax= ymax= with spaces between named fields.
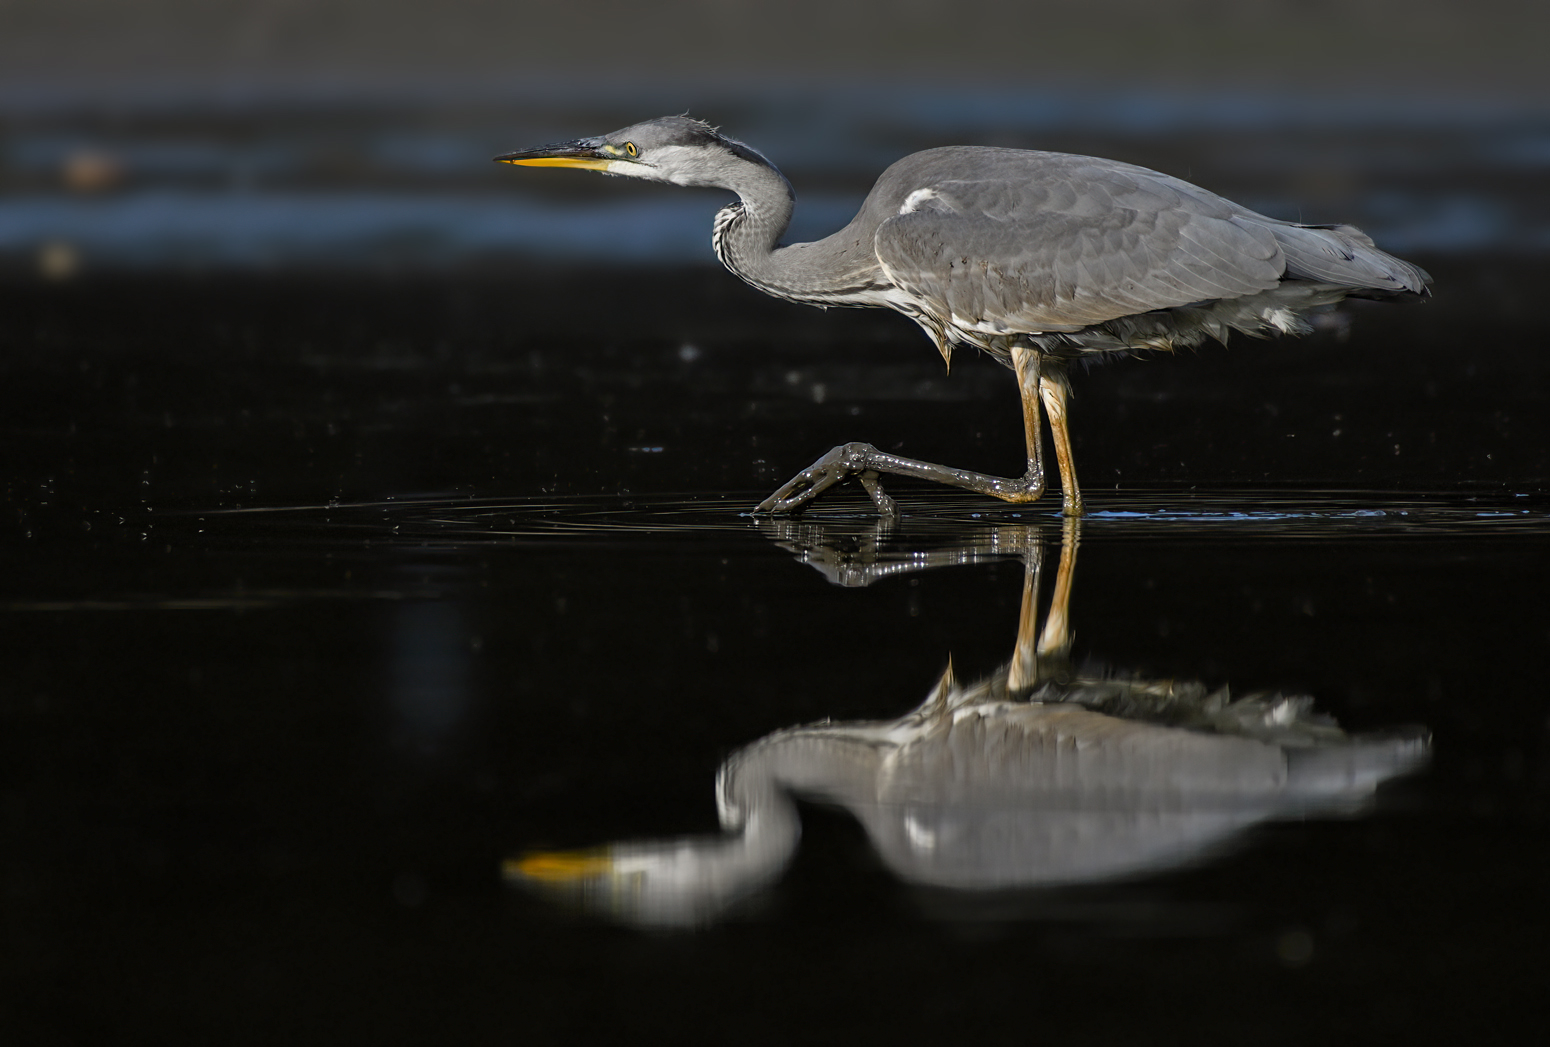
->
xmin=1253 ymin=219 xmax=1432 ymax=298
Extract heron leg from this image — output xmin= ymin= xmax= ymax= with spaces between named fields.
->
xmin=753 ymin=346 xmax=1055 ymax=516
xmin=1011 ymin=345 xmax=1048 ymax=498
xmin=1038 ymin=361 xmax=1085 ymax=517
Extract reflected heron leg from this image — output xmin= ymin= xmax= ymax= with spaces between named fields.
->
xmin=754 ymin=347 xmax=1054 ymax=515
xmin=1037 ymin=516 xmax=1080 ymax=658
xmin=1007 ymin=516 xmax=1080 ymax=692
xmin=1005 ymin=529 xmax=1045 ymax=694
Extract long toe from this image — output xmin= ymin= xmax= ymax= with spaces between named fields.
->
xmin=756 ymin=470 xmax=841 ymax=514
xmin=755 ymin=444 xmax=862 ymax=514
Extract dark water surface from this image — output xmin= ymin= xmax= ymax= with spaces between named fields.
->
xmin=4 ymin=263 xmax=1549 ymax=1041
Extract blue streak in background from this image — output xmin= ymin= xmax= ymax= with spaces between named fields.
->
xmin=2 ymin=84 xmax=1545 ymax=269
xmin=0 ymin=191 xmax=868 ymax=267
xmin=0 ymin=188 xmax=1537 ymax=269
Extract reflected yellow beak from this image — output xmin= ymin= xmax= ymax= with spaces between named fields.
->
xmin=504 ymin=848 xmax=613 ymax=882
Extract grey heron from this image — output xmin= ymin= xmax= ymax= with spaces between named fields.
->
xmin=508 ymin=520 xmax=1428 ymax=927
xmin=496 ymin=116 xmax=1431 ymax=516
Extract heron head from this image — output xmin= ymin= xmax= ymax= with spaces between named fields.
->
xmin=504 ymin=837 xmax=774 ymax=928
xmin=495 ymin=115 xmax=775 ymax=189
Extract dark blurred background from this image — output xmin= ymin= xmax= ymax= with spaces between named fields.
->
xmin=2 ymin=0 xmax=1547 ymax=277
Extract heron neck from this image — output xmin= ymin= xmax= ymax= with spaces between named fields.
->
xmin=712 ymin=159 xmax=793 ymax=270
xmin=713 ymin=161 xmax=871 ymax=305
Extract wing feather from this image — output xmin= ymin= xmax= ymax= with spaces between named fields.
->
xmin=873 ymin=161 xmax=1287 ymax=335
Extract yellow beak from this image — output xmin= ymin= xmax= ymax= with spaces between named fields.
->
xmin=494 ymin=139 xmax=620 ymax=172
xmin=496 ymin=155 xmax=611 ymax=171
xmin=504 ymin=847 xmax=613 ymax=882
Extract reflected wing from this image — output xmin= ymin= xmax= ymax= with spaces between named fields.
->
xmin=873 ymin=164 xmax=1285 ymax=334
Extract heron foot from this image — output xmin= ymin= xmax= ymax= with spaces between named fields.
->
xmin=755 ymin=440 xmax=1080 ymax=516
xmin=755 ymin=442 xmax=896 ymax=515
xmin=857 ymin=471 xmax=897 ymax=516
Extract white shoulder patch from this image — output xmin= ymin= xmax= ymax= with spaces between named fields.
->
xmin=899 ymin=188 xmax=943 ymax=215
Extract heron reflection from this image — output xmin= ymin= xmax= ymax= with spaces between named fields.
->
xmin=509 ymin=520 xmax=1426 ymax=926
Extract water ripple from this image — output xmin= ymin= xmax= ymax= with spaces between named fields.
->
xmin=201 ymin=489 xmax=1550 ymax=544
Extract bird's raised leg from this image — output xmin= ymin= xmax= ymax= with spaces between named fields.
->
xmin=754 ymin=346 xmax=1052 ymax=515
xmin=1038 ymin=361 xmax=1085 ymax=517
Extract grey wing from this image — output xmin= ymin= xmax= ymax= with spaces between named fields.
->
xmin=873 ymin=166 xmax=1286 ymax=335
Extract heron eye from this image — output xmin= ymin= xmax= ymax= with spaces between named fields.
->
xmin=624 ymin=142 xmax=638 ymax=157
